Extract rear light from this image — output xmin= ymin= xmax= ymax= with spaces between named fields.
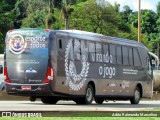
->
xmin=46 ymin=29 xmax=50 ymax=32
xmin=43 ymin=67 xmax=54 ymax=84
xmin=4 ymin=67 xmax=11 ymax=83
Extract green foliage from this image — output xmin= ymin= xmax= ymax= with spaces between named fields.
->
xmin=157 ymin=1 xmax=160 ymax=16
xmin=0 ymin=0 xmax=17 ymax=53
xmin=141 ymin=10 xmax=158 ymax=34
xmin=0 ymin=32 xmax=4 ymax=54
xmin=14 ymin=0 xmax=28 ymax=28
xmin=70 ymin=0 xmax=119 ymax=36
xmin=121 ymin=5 xmax=132 ymax=23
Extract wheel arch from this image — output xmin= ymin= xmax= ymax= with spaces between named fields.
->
xmin=137 ymin=83 xmax=143 ymax=98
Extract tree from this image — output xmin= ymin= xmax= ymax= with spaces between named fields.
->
xmin=70 ymin=0 xmax=119 ymax=35
xmin=21 ymin=0 xmax=46 ymax=28
xmin=121 ymin=5 xmax=132 ymax=23
xmin=43 ymin=0 xmax=62 ymax=29
xmin=14 ymin=0 xmax=28 ymax=28
xmin=61 ymin=0 xmax=74 ymax=29
xmin=157 ymin=1 xmax=160 ymax=16
xmin=0 ymin=0 xmax=17 ymax=53
xmin=141 ymin=10 xmax=157 ymax=34
xmin=114 ymin=2 xmax=120 ymax=12
xmin=21 ymin=0 xmax=63 ymax=29
xmin=0 ymin=0 xmax=16 ymax=34
xmin=0 ymin=32 xmax=4 ymax=54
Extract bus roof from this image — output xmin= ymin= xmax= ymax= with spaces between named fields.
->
xmin=53 ymin=30 xmax=147 ymax=50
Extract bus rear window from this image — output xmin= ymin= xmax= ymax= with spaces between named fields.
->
xmin=6 ymin=29 xmax=49 ymax=58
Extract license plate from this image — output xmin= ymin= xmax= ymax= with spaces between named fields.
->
xmin=21 ymin=86 xmax=31 ymax=90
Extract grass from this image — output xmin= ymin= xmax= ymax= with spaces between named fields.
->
xmin=0 ymin=117 xmax=159 ymax=120
xmin=0 ymin=111 xmax=160 ymax=120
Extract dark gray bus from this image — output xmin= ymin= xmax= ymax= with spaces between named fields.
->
xmin=4 ymin=29 xmax=153 ymax=104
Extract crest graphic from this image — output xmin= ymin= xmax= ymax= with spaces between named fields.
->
xmin=9 ymin=35 xmax=27 ymax=54
xmin=65 ymin=40 xmax=90 ymax=91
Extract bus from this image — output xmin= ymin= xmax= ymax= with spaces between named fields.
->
xmin=4 ymin=29 xmax=153 ymax=104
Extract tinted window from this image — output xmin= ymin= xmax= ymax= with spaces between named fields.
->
xmin=81 ymin=40 xmax=88 ymax=61
xmin=117 ymin=46 xmax=122 ymax=64
xmin=129 ymin=48 xmax=133 ymax=66
xmin=133 ymin=48 xmax=141 ymax=66
xmin=59 ymin=39 xmax=62 ymax=49
xmin=6 ymin=29 xmax=48 ymax=59
xmin=89 ymin=42 xmax=96 ymax=62
xmin=96 ymin=43 xmax=103 ymax=62
xmin=122 ymin=46 xmax=129 ymax=65
xmin=96 ymin=43 xmax=102 ymax=53
xmin=109 ymin=44 xmax=116 ymax=64
xmin=103 ymin=44 xmax=110 ymax=63
xmin=74 ymin=39 xmax=81 ymax=60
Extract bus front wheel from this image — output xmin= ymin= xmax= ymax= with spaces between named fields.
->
xmin=85 ymin=84 xmax=94 ymax=104
xmin=130 ymin=87 xmax=141 ymax=104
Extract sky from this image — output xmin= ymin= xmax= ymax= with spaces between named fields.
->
xmin=105 ymin=0 xmax=159 ymax=12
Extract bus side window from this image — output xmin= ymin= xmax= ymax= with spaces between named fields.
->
xmin=133 ymin=48 xmax=141 ymax=66
xmin=89 ymin=42 xmax=96 ymax=62
xmin=81 ymin=40 xmax=88 ymax=61
xmin=109 ymin=44 xmax=116 ymax=64
xmin=74 ymin=39 xmax=81 ymax=61
xmin=103 ymin=44 xmax=110 ymax=63
xmin=122 ymin=46 xmax=129 ymax=65
xmin=116 ymin=46 xmax=122 ymax=65
xmin=147 ymin=57 xmax=152 ymax=74
xmin=129 ymin=48 xmax=133 ymax=66
xmin=96 ymin=43 xmax=102 ymax=62
xmin=59 ymin=39 xmax=62 ymax=49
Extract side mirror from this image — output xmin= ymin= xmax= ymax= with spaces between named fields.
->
xmin=0 ymin=65 xmax=3 ymax=74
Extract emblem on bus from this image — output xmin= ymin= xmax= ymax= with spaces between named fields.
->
xmin=9 ymin=35 xmax=27 ymax=54
xmin=65 ymin=40 xmax=90 ymax=91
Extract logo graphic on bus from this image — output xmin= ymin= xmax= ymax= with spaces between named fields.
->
xmin=65 ymin=40 xmax=90 ymax=91
xmin=9 ymin=35 xmax=27 ymax=54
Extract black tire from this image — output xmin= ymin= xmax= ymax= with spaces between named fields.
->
xmin=85 ymin=84 xmax=94 ymax=104
xmin=95 ymin=98 xmax=104 ymax=104
xmin=41 ymin=97 xmax=58 ymax=104
xmin=75 ymin=84 xmax=94 ymax=105
xmin=130 ymin=87 xmax=141 ymax=104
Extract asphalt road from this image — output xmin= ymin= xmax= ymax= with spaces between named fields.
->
xmin=0 ymin=100 xmax=160 ymax=112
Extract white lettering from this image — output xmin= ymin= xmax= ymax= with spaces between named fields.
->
xmin=91 ymin=53 xmax=95 ymax=61
xmin=25 ymin=36 xmax=45 ymax=42
xmin=96 ymin=54 xmax=103 ymax=62
xmin=99 ymin=65 xmax=116 ymax=78
xmin=99 ymin=66 xmax=103 ymax=75
xmin=31 ymin=43 xmax=46 ymax=48
xmin=91 ymin=53 xmax=113 ymax=63
xmin=103 ymin=54 xmax=110 ymax=63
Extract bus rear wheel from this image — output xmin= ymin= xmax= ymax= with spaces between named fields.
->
xmin=41 ymin=97 xmax=58 ymax=104
xmin=85 ymin=84 xmax=94 ymax=104
xmin=75 ymin=84 xmax=94 ymax=105
xmin=130 ymin=87 xmax=141 ymax=104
